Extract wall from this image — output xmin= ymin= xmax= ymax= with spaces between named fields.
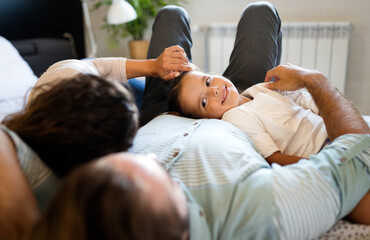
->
xmin=90 ymin=0 xmax=370 ymax=115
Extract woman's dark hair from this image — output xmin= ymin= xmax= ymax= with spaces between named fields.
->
xmin=2 ymin=74 xmax=138 ymax=177
xmin=168 ymin=72 xmax=197 ymax=119
xmin=29 ymin=159 xmax=189 ymax=240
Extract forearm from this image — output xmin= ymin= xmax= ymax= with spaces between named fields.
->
xmin=90 ymin=58 xmax=156 ymax=81
xmin=266 ymin=152 xmax=304 ymax=166
xmin=303 ymin=73 xmax=370 ymax=140
xmin=266 ymin=135 xmax=370 ymax=239
xmin=126 ymin=59 xmax=155 ymax=79
xmin=265 ymin=64 xmax=370 ymax=139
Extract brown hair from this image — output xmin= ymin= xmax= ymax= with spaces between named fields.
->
xmin=168 ymin=67 xmax=203 ymax=119
xmin=2 ymin=74 xmax=138 ymax=177
xmin=168 ymin=72 xmax=190 ymax=117
xmin=29 ymin=159 xmax=189 ymax=240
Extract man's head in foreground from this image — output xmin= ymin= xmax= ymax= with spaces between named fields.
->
xmin=30 ymin=152 xmax=189 ymax=240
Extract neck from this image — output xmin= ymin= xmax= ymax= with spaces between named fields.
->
xmin=238 ymin=95 xmax=251 ymax=106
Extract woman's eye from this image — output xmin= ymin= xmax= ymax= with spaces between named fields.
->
xmin=206 ymin=77 xmax=211 ymax=87
xmin=202 ymin=98 xmax=207 ymax=107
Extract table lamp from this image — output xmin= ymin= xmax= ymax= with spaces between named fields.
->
xmin=81 ymin=0 xmax=137 ymax=58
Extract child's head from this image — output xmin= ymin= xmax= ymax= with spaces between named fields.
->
xmin=168 ymin=71 xmax=241 ymax=119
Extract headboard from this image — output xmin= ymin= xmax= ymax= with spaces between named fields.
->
xmin=0 ymin=0 xmax=86 ymax=76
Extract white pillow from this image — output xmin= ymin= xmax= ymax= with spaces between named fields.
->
xmin=0 ymin=36 xmax=37 ymax=100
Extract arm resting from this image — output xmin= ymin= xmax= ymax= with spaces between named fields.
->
xmin=266 ymin=151 xmax=304 ymax=166
xmin=303 ymin=74 xmax=370 ymax=139
xmin=265 ymin=64 xmax=370 ymax=139
xmin=0 ymin=130 xmax=40 ymax=240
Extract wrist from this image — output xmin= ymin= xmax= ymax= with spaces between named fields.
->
xmin=126 ymin=59 xmax=156 ymax=79
xmin=146 ymin=59 xmax=156 ymax=77
xmin=302 ymin=71 xmax=327 ymax=89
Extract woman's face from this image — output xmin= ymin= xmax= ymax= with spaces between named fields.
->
xmin=178 ymin=71 xmax=241 ymax=119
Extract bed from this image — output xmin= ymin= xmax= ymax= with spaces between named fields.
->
xmin=1 ymin=27 xmax=369 ymax=240
xmin=0 ymin=1 xmax=369 ymax=239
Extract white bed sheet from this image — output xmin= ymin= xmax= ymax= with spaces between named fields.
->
xmin=0 ymin=97 xmax=26 ymax=122
xmin=0 ymin=36 xmax=37 ymax=101
xmin=0 ymin=36 xmax=36 ymax=122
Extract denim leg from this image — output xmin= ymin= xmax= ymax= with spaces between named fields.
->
xmin=222 ymin=1 xmax=282 ymax=91
xmin=140 ymin=6 xmax=192 ymax=126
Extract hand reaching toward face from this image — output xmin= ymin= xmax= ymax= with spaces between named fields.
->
xmin=264 ymin=64 xmax=324 ymax=91
xmin=152 ymin=45 xmax=192 ymax=81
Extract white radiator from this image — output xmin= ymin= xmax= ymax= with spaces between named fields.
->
xmin=201 ymin=22 xmax=352 ymax=93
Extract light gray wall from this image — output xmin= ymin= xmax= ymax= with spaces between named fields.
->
xmin=90 ymin=0 xmax=370 ymax=114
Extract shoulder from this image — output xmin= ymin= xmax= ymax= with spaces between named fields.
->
xmin=0 ymin=125 xmax=52 ymax=190
xmin=0 ymin=125 xmax=37 ymax=167
xmin=41 ymin=59 xmax=99 ymax=81
xmin=0 ymin=127 xmax=21 ymax=184
xmin=0 ymin=126 xmax=17 ymax=160
xmin=29 ymin=59 xmax=99 ymax=101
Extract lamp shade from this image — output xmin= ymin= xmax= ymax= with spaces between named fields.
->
xmin=107 ymin=0 xmax=137 ymax=25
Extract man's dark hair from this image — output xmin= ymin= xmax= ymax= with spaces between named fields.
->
xmin=3 ymin=74 xmax=138 ymax=177
xmin=29 ymin=160 xmax=189 ymax=240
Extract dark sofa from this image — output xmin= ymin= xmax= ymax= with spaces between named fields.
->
xmin=0 ymin=0 xmax=86 ymax=76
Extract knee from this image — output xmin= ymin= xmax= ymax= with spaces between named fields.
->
xmin=156 ymin=5 xmax=189 ymax=21
xmin=242 ymin=1 xmax=279 ymax=20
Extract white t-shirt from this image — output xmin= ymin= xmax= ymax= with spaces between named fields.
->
xmin=222 ymin=83 xmax=328 ymax=158
xmin=28 ymin=58 xmax=127 ymax=101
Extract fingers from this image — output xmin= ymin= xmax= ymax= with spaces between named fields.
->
xmin=264 ymin=65 xmax=287 ymax=90
xmin=166 ymin=56 xmax=189 ymax=66
xmin=264 ymin=70 xmax=279 ymax=90
xmin=168 ymin=58 xmax=192 ymax=71
xmin=165 ymin=45 xmax=189 ymax=62
xmin=264 ymin=66 xmax=278 ymax=83
xmin=160 ymin=57 xmax=192 ymax=73
xmin=166 ymin=45 xmax=186 ymax=55
xmin=155 ymin=45 xmax=192 ymax=80
xmin=265 ymin=81 xmax=278 ymax=90
xmin=162 ymin=71 xmax=181 ymax=81
xmin=159 ymin=46 xmax=190 ymax=70
xmin=166 ymin=50 xmax=189 ymax=63
xmin=172 ymin=63 xmax=192 ymax=72
xmin=159 ymin=61 xmax=191 ymax=74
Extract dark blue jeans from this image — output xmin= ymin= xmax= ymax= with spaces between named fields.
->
xmin=140 ymin=1 xmax=282 ymax=126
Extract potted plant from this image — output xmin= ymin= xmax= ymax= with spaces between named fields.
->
xmin=92 ymin=0 xmax=185 ymax=59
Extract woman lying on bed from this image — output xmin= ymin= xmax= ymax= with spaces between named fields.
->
xmin=0 ymin=47 xmax=191 ymax=240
